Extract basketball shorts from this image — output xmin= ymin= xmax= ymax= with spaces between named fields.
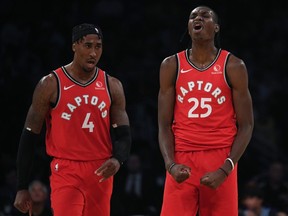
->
xmin=160 ymin=147 xmax=238 ymax=216
xmin=49 ymin=158 xmax=113 ymax=216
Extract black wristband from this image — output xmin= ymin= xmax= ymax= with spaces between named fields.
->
xmin=111 ymin=125 xmax=132 ymax=164
xmin=168 ymin=162 xmax=176 ymax=174
xmin=16 ymin=128 xmax=40 ymax=190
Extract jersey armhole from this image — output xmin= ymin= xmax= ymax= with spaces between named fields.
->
xmin=104 ymin=72 xmax=112 ymax=104
xmin=224 ymin=53 xmax=232 ymax=88
xmin=175 ymin=53 xmax=179 ymax=85
xmin=50 ymin=71 xmax=59 ymax=108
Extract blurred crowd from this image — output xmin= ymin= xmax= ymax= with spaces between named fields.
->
xmin=1 ymin=0 xmax=288 ymax=215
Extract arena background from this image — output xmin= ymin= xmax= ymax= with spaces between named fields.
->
xmin=1 ymin=0 xmax=288 ymax=215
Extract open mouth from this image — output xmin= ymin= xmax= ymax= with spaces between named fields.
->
xmin=87 ymin=59 xmax=96 ymax=65
xmin=193 ymin=24 xmax=203 ymax=31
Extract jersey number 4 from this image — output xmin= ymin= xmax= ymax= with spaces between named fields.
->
xmin=82 ymin=113 xmax=95 ymax=132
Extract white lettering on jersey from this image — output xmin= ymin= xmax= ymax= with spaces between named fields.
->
xmin=177 ymin=80 xmax=226 ymax=105
xmin=61 ymin=94 xmax=108 ymax=120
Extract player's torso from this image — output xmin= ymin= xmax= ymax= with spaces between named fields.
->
xmin=46 ymin=66 xmax=112 ymax=160
xmin=173 ymin=49 xmax=237 ymax=151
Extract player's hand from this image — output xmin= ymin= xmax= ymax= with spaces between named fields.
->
xmin=14 ymin=190 xmax=32 ymax=214
xmin=94 ymin=158 xmax=121 ymax=182
xmin=200 ymin=168 xmax=227 ymax=189
xmin=170 ymin=164 xmax=191 ymax=183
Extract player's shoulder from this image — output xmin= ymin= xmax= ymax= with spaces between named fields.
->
xmin=225 ymin=50 xmax=246 ymax=71
xmin=162 ymin=48 xmax=187 ymax=65
xmin=224 ymin=51 xmax=248 ymax=82
xmin=107 ymin=73 xmax=121 ymax=84
xmin=36 ymin=71 xmax=57 ymax=91
xmin=106 ymin=74 xmax=126 ymax=101
xmin=223 ymin=49 xmax=244 ymax=64
xmin=161 ymin=53 xmax=178 ymax=69
xmin=107 ymin=74 xmax=124 ymax=96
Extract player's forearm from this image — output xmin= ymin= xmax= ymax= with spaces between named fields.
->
xmin=111 ymin=125 xmax=132 ymax=165
xmin=229 ymin=123 xmax=254 ymax=164
xmin=16 ymin=128 xmax=40 ymax=190
xmin=221 ymin=122 xmax=254 ymax=175
xmin=159 ymin=128 xmax=175 ymax=171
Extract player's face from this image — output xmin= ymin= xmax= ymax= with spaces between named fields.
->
xmin=187 ymin=7 xmax=219 ymax=42
xmin=74 ymin=34 xmax=103 ymax=73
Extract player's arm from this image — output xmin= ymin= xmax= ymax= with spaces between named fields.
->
xmin=158 ymin=55 xmax=177 ymax=172
xmin=221 ymin=54 xmax=254 ymax=174
xmin=108 ymin=75 xmax=131 ymax=165
xmin=14 ymin=73 xmax=57 ymax=212
xmin=16 ymin=73 xmax=57 ymax=189
xmin=23 ymin=74 xmax=57 ymax=134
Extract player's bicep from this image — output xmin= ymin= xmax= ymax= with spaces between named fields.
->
xmin=158 ymin=56 xmax=177 ymax=128
xmin=109 ymin=76 xmax=129 ymax=126
xmin=158 ymin=87 xmax=175 ymax=127
xmin=227 ymin=55 xmax=253 ymax=124
xmin=25 ymin=74 xmax=56 ymax=133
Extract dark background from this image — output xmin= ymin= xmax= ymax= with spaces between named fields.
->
xmin=1 ymin=0 xmax=288 ymax=215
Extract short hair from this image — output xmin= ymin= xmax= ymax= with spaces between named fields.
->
xmin=72 ymin=23 xmax=103 ymax=43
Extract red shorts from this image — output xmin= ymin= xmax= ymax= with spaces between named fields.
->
xmin=49 ymin=158 xmax=113 ymax=216
xmin=160 ymin=148 xmax=238 ymax=216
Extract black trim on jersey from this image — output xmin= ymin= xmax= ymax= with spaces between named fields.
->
xmin=225 ymin=54 xmax=232 ymax=88
xmin=174 ymin=54 xmax=179 ymax=84
xmin=105 ymin=72 xmax=112 ymax=104
xmin=61 ymin=66 xmax=99 ymax=87
xmin=50 ymin=71 xmax=59 ymax=108
xmin=185 ymin=48 xmax=222 ymax=71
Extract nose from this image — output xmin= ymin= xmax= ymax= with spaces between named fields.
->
xmin=195 ymin=15 xmax=203 ymax=21
xmin=90 ymin=48 xmax=98 ymax=57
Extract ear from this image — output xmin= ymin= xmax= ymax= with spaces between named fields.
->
xmin=215 ymin=24 xmax=220 ymax=33
xmin=72 ymin=43 xmax=76 ymax=52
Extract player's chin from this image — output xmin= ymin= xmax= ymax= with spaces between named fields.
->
xmin=85 ymin=64 xmax=96 ymax=71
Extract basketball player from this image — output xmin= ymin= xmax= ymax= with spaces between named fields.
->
xmin=13 ymin=23 xmax=132 ymax=216
xmin=158 ymin=6 xmax=254 ymax=216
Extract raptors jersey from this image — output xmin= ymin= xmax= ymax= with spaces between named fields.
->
xmin=172 ymin=49 xmax=237 ymax=151
xmin=45 ymin=66 xmax=112 ymax=161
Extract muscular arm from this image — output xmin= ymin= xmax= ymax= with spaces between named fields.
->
xmin=109 ymin=76 xmax=131 ymax=162
xmin=200 ymin=55 xmax=254 ymax=189
xmin=24 ymin=73 xmax=57 ymax=133
xmin=16 ymin=74 xmax=56 ymax=188
xmin=14 ymin=73 xmax=56 ymax=213
xmin=223 ymin=55 xmax=254 ymax=172
xmin=95 ymin=75 xmax=131 ymax=181
xmin=108 ymin=75 xmax=130 ymax=127
xmin=158 ymin=55 xmax=177 ymax=171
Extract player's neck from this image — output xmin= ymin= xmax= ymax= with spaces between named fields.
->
xmin=65 ymin=62 xmax=97 ymax=84
xmin=189 ymin=46 xmax=218 ymax=68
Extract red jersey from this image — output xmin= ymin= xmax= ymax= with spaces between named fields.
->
xmin=45 ymin=67 xmax=112 ymax=161
xmin=172 ymin=49 xmax=237 ymax=151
